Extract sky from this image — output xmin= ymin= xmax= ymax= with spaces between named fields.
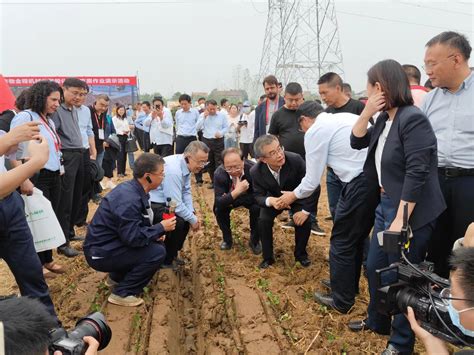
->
xmin=0 ymin=0 xmax=473 ymax=97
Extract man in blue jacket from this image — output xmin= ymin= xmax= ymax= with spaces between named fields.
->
xmin=84 ymin=153 xmax=176 ymax=307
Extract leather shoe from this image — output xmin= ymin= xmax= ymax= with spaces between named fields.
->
xmin=220 ymin=241 xmax=232 ymax=250
xmin=70 ymin=235 xmax=85 ymax=242
xmin=259 ymin=259 xmax=275 ymax=269
xmin=381 ymin=344 xmax=400 ymax=355
xmin=175 ymin=257 xmax=186 ymax=266
xmin=313 ymin=292 xmax=348 ymax=314
xmin=57 ymin=246 xmax=80 ymax=258
xmin=321 ymin=279 xmax=331 ymax=290
xmin=348 ymin=318 xmax=369 ymax=332
xmin=249 ymin=241 xmax=262 ymax=255
xmin=297 ymin=258 xmax=311 ymax=267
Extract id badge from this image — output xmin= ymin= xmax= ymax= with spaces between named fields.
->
xmin=98 ymin=129 xmax=105 ymax=140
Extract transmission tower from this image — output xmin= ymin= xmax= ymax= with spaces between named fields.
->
xmin=258 ymin=0 xmax=344 ymax=91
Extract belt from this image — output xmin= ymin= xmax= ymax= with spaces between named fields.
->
xmin=177 ymin=135 xmax=195 ymax=138
xmin=438 ymin=167 xmax=474 ymax=178
xmin=40 ymin=168 xmax=60 ymax=175
xmin=62 ymin=148 xmax=85 ymax=153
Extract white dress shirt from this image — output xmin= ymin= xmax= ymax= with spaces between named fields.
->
xmin=375 ymin=119 xmax=393 ymax=187
xmin=294 ymin=112 xmax=368 ymax=199
xmin=144 ymin=107 xmax=173 ymax=145
xmin=239 ymin=111 xmax=255 ymax=144
xmin=112 ymin=116 xmax=130 ymax=135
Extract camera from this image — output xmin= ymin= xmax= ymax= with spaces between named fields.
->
xmin=49 ymin=312 xmax=112 ymax=354
xmin=375 ymin=205 xmax=474 ymax=347
xmin=237 ymin=120 xmax=248 ymax=126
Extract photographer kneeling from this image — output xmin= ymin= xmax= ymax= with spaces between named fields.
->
xmin=407 ymin=234 xmax=474 ymax=354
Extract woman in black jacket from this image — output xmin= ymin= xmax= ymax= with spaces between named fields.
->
xmin=349 ymin=59 xmax=446 ymax=354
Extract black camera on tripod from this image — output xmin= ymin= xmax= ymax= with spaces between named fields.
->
xmin=49 ymin=312 xmax=112 ymax=354
xmin=375 ymin=205 xmax=474 ymax=347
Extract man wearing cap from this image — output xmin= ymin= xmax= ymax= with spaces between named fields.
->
xmin=278 ymin=101 xmax=377 ymax=313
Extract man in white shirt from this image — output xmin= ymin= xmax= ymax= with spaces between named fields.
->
xmin=237 ymin=101 xmax=255 ymax=159
xmin=144 ymin=98 xmax=173 ymax=157
xmin=279 ymin=101 xmax=376 ymax=313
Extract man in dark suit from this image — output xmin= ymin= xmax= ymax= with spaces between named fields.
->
xmin=253 ymin=75 xmax=285 ymax=142
xmin=250 ymin=135 xmax=317 ymax=269
xmin=213 ymin=148 xmax=261 ymax=254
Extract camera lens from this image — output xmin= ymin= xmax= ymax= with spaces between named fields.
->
xmin=68 ymin=312 xmax=112 ymax=350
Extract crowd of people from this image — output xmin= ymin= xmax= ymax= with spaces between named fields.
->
xmin=0 ymin=30 xmax=473 ymax=355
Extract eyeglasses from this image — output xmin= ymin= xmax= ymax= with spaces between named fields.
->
xmin=189 ymin=156 xmax=209 ymax=168
xmin=149 ymin=172 xmax=165 ymax=178
xmin=422 ymin=54 xmax=457 ymax=71
xmin=439 ymin=288 xmax=474 ymax=312
xmin=67 ymin=89 xmax=87 ymax=98
xmin=265 ymin=145 xmax=285 ymax=158
xmin=224 ymin=166 xmax=242 ymax=173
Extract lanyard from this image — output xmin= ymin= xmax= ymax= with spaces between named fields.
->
xmin=94 ymin=112 xmax=105 ymax=130
xmin=39 ymin=114 xmax=61 ymax=152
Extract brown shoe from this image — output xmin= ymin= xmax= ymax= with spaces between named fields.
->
xmin=44 ymin=262 xmax=66 ymax=274
xmin=43 ymin=268 xmax=57 ymax=279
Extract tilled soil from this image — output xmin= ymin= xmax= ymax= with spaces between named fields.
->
xmin=0 ymin=172 xmax=409 ymax=354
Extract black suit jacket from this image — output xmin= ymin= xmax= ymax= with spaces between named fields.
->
xmin=250 ymin=151 xmax=318 ymax=212
xmin=351 ymin=105 xmax=446 ymax=230
xmin=253 ymin=96 xmax=285 ymax=142
xmin=213 ymin=159 xmax=256 ymax=209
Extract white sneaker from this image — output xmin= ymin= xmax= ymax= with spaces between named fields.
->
xmin=107 ymin=181 xmax=117 ymax=189
xmin=100 ymin=181 xmax=107 ymax=190
xmin=108 ymin=293 xmax=144 ymax=307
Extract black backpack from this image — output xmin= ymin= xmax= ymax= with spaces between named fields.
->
xmin=0 ymin=110 xmax=16 ymax=133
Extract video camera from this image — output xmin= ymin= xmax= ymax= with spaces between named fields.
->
xmin=375 ymin=205 xmax=474 ymax=347
xmin=49 ymin=312 xmax=112 ymax=355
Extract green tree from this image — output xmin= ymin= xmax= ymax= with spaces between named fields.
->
xmin=171 ymin=91 xmax=183 ymax=101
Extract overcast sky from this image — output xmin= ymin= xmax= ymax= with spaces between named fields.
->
xmin=1 ymin=0 xmax=473 ymax=97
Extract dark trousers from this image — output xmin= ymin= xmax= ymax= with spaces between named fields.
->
xmin=202 ymin=137 xmax=224 ymax=182
xmin=58 ymin=150 xmax=84 ymax=242
xmin=326 ymin=167 xmax=343 ymax=219
xmin=142 ymin=131 xmax=151 ymax=152
xmin=214 ymin=200 xmax=260 ymax=246
xmin=135 ymin=127 xmax=144 ymax=151
xmin=176 ymin=135 xmax=203 ymax=184
xmin=117 ymin=135 xmax=128 ymax=175
xmin=366 ymin=193 xmax=434 ymax=353
xmin=427 ymin=173 xmax=474 ymax=278
xmin=85 ymin=243 xmax=166 ymax=297
xmin=0 ymin=192 xmax=58 ymax=319
xmin=259 ymin=205 xmax=311 ymax=261
xmin=151 ymin=203 xmax=190 ymax=264
xmin=33 ymin=169 xmax=61 ymax=265
xmin=103 ymin=147 xmax=118 ymax=178
xmin=240 ymin=143 xmax=254 ymax=159
xmin=329 ymin=174 xmax=375 ymax=311
xmin=76 ymin=150 xmax=92 ymax=226
xmin=153 ymin=143 xmax=173 ymax=157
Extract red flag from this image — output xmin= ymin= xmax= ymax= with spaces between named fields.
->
xmin=0 ymin=74 xmax=16 ymax=112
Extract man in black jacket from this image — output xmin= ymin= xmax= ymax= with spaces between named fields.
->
xmin=250 ymin=135 xmax=317 ymax=269
xmin=213 ymin=147 xmax=261 ymax=254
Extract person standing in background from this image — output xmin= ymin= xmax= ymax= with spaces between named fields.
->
xmin=113 ymin=105 xmax=131 ymax=178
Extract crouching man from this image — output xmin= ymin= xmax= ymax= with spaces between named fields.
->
xmin=213 ymin=147 xmax=261 ymax=254
xmin=84 ymin=153 xmax=176 ymax=307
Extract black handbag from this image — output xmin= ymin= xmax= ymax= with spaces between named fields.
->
xmin=126 ymin=133 xmax=138 ymax=153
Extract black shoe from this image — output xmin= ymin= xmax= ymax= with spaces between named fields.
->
xmin=297 ymin=258 xmax=311 ymax=267
xmin=381 ymin=344 xmax=401 ymax=355
xmin=92 ymin=195 xmax=102 ymax=204
xmin=70 ymin=235 xmax=85 ymax=242
xmin=220 ymin=241 xmax=232 ymax=250
xmin=321 ymin=279 xmax=331 ymax=290
xmin=313 ymin=292 xmax=348 ymax=314
xmin=174 ymin=257 xmax=186 ymax=266
xmin=259 ymin=259 xmax=275 ymax=269
xmin=57 ymin=246 xmax=80 ymax=258
xmin=324 ymin=215 xmax=333 ymax=221
xmin=311 ymin=221 xmax=326 ymax=236
xmin=347 ymin=318 xmax=392 ymax=335
xmin=249 ymin=241 xmax=262 ymax=255
xmin=281 ymin=219 xmax=296 ymax=229
xmin=75 ymin=221 xmax=88 ymax=228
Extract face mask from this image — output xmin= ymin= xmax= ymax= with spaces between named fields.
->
xmin=242 ymin=107 xmax=251 ymax=114
xmin=448 ymin=299 xmax=474 ymax=337
xmin=199 ymin=103 xmax=205 ymax=109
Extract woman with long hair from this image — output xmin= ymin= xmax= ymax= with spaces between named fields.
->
xmin=112 ymin=105 xmax=130 ymax=177
xmin=348 ymin=60 xmax=446 ymax=354
xmin=10 ymin=80 xmax=67 ymax=278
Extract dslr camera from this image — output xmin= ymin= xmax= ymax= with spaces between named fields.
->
xmin=375 ymin=205 xmax=474 ymax=347
xmin=49 ymin=312 xmax=112 ymax=354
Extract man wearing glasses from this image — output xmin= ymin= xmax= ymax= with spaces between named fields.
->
xmin=149 ymin=141 xmax=209 ymax=268
xmin=250 ymin=134 xmax=318 ymax=269
xmin=213 ymin=147 xmax=261 ymax=254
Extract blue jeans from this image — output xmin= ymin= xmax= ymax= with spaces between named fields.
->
xmin=96 ymin=150 xmax=105 ymax=167
xmin=326 ymin=167 xmax=343 ymax=219
xmin=128 ymin=151 xmax=135 ymax=170
xmin=366 ymin=193 xmax=434 ymax=353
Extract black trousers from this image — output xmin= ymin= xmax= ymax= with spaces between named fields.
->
xmin=202 ymin=137 xmax=224 ymax=182
xmin=117 ymin=134 xmax=128 ymax=175
xmin=175 ymin=135 xmax=203 ymax=184
xmin=259 ymin=205 xmax=311 ymax=261
xmin=103 ymin=147 xmax=118 ymax=178
xmin=58 ymin=149 xmax=84 ymax=242
xmin=76 ymin=150 xmax=92 ymax=226
xmin=135 ymin=127 xmax=144 ymax=150
xmin=427 ymin=172 xmax=474 ymax=278
xmin=240 ymin=143 xmax=254 ymax=159
xmin=214 ymin=199 xmax=260 ymax=245
xmin=0 ymin=192 xmax=58 ymax=320
xmin=329 ymin=174 xmax=376 ymax=311
xmin=153 ymin=143 xmax=173 ymax=157
xmin=151 ymin=203 xmax=190 ymax=264
xmin=33 ymin=169 xmax=61 ymax=265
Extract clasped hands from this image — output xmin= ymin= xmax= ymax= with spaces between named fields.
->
xmin=268 ymin=191 xmax=308 ymax=226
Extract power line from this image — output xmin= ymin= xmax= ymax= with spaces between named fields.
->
xmin=399 ymin=2 xmax=473 ymax=17
xmin=337 ymin=10 xmax=474 ymax=33
xmin=249 ymin=0 xmax=266 ymax=15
